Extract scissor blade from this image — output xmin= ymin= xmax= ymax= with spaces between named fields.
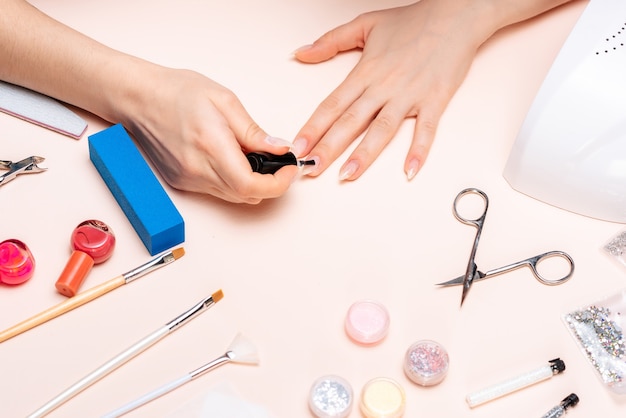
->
xmin=436 ymin=275 xmax=465 ymax=286
xmin=436 ymin=270 xmax=486 ymax=286
xmin=461 ymin=282 xmax=471 ymax=305
xmin=460 ymin=263 xmax=478 ymax=305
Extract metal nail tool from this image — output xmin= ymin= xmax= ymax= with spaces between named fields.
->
xmin=0 ymin=156 xmax=46 ymax=187
xmin=438 ymin=188 xmax=575 ymax=306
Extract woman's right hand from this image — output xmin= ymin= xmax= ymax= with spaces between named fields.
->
xmin=118 ymin=65 xmax=298 ymax=204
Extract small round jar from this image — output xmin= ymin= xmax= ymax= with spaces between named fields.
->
xmin=345 ymin=300 xmax=390 ymax=345
xmin=360 ymin=377 xmax=406 ymax=418
xmin=403 ymin=340 xmax=449 ymax=386
xmin=309 ymin=375 xmax=353 ymax=418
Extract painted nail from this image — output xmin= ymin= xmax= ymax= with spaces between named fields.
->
xmin=407 ymin=159 xmax=420 ymax=181
xmin=292 ymin=137 xmax=308 ymax=157
xmin=300 ymin=156 xmax=319 ymax=176
xmin=264 ymin=136 xmax=293 ymax=149
xmin=339 ymin=160 xmax=359 ymax=181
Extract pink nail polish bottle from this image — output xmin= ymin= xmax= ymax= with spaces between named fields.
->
xmin=0 ymin=239 xmax=35 ymax=285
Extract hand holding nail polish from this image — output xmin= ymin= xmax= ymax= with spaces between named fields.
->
xmin=55 ymin=220 xmax=116 ymax=297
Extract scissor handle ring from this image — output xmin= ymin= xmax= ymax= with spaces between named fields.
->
xmin=453 ymin=188 xmax=489 ymax=225
xmin=529 ymin=251 xmax=575 ymax=285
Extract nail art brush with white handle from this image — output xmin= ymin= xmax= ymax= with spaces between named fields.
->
xmin=28 ymin=290 xmax=224 ymax=418
xmin=102 ymin=333 xmax=259 ymax=417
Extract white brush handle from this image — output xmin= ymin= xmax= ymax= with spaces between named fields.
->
xmin=29 ymin=326 xmax=170 ymax=418
xmin=102 ymin=374 xmax=191 ymax=417
xmin=466 ymin=364 xmax=554 ymax=407
xmin=103 ymin=353 xmax=231 ymax=417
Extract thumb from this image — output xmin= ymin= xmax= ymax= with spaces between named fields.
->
xmin=294 ymin=17 xmax=368 ymax=63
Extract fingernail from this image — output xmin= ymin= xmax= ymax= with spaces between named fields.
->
xmin=292 ymin=137 xmax=308 ymax=156
xmin=339 ymin=160 xmax=359 ymax=181
xmin=264 ymin=136 xmax=293 ymax=149
xmin=292 ymin=44 xmax=314 ymax=55
xmin=407 ymin=159 xmax=420 ymax=181
xmin=300 ymin=156 xmax=319 ymax=176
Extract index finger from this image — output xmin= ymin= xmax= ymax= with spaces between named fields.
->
xmin=293 ymin=75 xmax=366 ymax=156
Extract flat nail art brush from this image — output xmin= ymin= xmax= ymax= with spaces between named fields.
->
xmin=103 ymin=333 xmax=259 ymax=417
xmin=0 ymin=247 xmax=185 ymax=344
xmin=28 ymin=289 xmax=224 ymax=418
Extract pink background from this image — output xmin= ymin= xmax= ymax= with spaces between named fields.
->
xmin=2 ymin=0 xmax=625 ymax=416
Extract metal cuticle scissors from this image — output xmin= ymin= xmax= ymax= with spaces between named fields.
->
xmin=436 ymin=250 xmax=575 ymax=288
xmin=442 ymin=188 xmax=575 ymax=306
xmin=453 ymin=188 xmax=489 ymax=306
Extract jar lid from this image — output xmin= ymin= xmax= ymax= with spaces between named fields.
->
xmin=344 ymin=300 xmax=390 ymax=345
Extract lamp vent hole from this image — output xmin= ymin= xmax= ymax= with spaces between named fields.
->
xmin=596 ymin=22 xmax=626 ymax=55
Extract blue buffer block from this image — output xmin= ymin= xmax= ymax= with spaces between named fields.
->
xmin=88 ymin=124 xmax=185 ymax=255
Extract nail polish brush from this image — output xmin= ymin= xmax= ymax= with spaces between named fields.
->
xmin=28 ymin=289 xmax=223 ymax=418
xmin=0 ymin=247 xmax=185 ymax=344
xmin=246 ymin=151 xmax=315 ymax=174
xmin=102 ymin=333 xmax=259 ymax=417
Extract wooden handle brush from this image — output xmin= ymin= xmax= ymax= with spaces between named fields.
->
xmin=0 ymin=247 xmax=185 ymax=344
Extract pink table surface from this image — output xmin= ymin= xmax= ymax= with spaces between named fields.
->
xmin=2 ymin=0 xmax=625 ymax=417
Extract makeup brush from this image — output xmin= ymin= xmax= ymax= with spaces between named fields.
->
xmin=102 ymin=333 xmax=259 ymax=417
xmin=0 ymin=247 xmax=185 ymax=344
xmin=28 ymin=289 xmax=224 ymax=418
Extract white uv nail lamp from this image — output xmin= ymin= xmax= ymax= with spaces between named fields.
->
xmin=503 ymin=0 xmax=626 ymax=223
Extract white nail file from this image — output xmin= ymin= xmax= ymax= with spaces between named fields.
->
xmin=0 ymin=80 xmax=87 ymax=139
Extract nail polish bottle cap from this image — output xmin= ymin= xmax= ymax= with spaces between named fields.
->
xmin=55 ymin=250 xmax=95 ymax=297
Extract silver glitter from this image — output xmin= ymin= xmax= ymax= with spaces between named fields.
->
xmin=541 ymin=405 xmax=565 ymax=418
xmin=309 ymin=376 xmax=353 ymax=418
xmin=404 ymin=340 xmax=449 ymax=386
xmin=604 ymin=230 xmax=626 ymax=268
xmin=564 ymin=305 xmax=626 ymax=388
xmin=541 ymin=393 xmax=578 ymax=417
